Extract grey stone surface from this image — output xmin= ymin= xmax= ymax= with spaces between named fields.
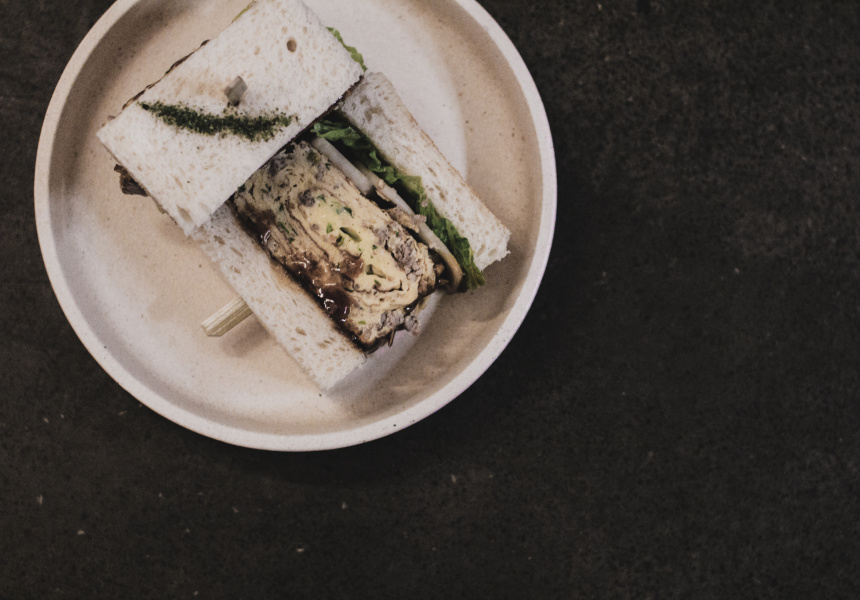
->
xmin=3 ymin=0 xmax=860 ymax=598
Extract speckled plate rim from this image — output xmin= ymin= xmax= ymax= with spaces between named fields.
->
xmin=35 ymin=0 xmax=556 ymax=451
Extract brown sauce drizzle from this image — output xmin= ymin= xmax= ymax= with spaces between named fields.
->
xmin=229 ymin=199 xmax=365 ymax=345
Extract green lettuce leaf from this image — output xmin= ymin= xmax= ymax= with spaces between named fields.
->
xmin=312 ymin=118 xmax=485 ymax=289
xmin=328 ymin=28 xmax=367 ymax=72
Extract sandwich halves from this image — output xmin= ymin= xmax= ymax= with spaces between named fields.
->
xmin=97 ymin=0 xmax=510 ymax=389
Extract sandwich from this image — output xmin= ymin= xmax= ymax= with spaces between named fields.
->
xmin=96 ymin=0 xmax=510 ymax=389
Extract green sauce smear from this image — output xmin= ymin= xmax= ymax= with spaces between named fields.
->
xmin=139 ymin=101 xmax=293 ymax=142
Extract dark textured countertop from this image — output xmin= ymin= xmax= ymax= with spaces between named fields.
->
xmin=4 ymin=0 xmax=860 ymax=597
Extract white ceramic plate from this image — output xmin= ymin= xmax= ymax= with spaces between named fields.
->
xmin=35 ymin=0 xmax=556 ymax=451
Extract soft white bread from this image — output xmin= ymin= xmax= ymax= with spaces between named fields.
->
xmin=97 ymin=0 xmax=363 ymax=235
xmin=191 ymin=205 xmax=366 ymax=389
xmin=336 ymin=72 xmax=510 ymax=271
xmin=187 ymin=72 xmax=512 ymax=389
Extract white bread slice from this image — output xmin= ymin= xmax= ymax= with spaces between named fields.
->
xmin=97 ymin=0 xmax=363 ymax=235
xmin=191 ymin=205 xmax=366 ymax=389
xmin=336 ymin=72 xmax=510 ymax=271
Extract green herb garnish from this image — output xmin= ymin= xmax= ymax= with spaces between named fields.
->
xmin=277 ymin=221 xmax=296 ymax=242
xmin=140 ymin=101 xmax=293 ymax=142
xmin=340 ymin=226 xmax=361 ymax=242
xmin=334 ymin=203 xmax=353 ymax=217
